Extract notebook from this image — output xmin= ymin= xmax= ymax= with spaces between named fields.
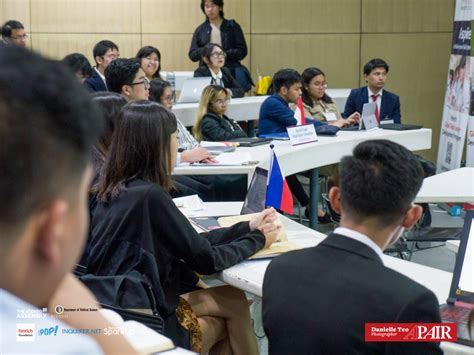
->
xmin=177 ymin=77 xmax=212 ymax=103
xmin=380 ymin=123 xmax=423 ymax=131
xmin=228 ymin=137 xmax=273 ymax=147
xmin=439 ymin=210 xmax=474 ymax=347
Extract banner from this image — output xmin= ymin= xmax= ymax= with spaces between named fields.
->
xmin=437 ymin=0 xmax=473 ymax=172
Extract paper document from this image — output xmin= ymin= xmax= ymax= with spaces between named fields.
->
xmin=217 ymin=213 xmax=288 ymax=242
xmin=173 ymin=195 xmax=205 ymax=216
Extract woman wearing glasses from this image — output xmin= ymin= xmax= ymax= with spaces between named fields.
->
xmin=193 ymin=85 xmax=246 ymax=141
xmin=194 ymin=43 xmax=244 ymax=98
xmin=136 ymin=45 xmax=162 ymax=81
xmin=301 ymin=67 xmax=360 ymax=128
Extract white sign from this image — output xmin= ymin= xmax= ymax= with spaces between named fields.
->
xmin=286 ymin=124 xmax=318 ymax=146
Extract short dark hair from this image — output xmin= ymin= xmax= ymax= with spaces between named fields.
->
xmin=1 ymin=20 xmax=24 ymax=40
xmin=363 ymin=58 xmax=389 ymax=76
xmin=61 ymin=53 xmax=93 ymax=79
xmin=200 ymin=0 xmax=224 ymax=18
xmin=97 ymin=101 xmax=178 ymax=202
xmin=136 ymin=46 xmax=162 ymax=79
xmin=339 ymin=140 xmax=424 ymax=226
xmin=92 ymin=40 xmax=119 ymax=65
xmin=149 ymin=79 xmax=171 ymax=103
xmin=0 ymin=45 xmax=102 ymax=238
xmin=301 ymin=67 xmax=333 ymax=106
xmin=200 ymin=42 xmax=225 ymax=66
xmin=105 ymin=58 xmax=141 ymax=94
xmin=272 ymin=68 xmax=302 ymax=94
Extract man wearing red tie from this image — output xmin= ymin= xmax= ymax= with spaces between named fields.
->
xmin=343 ymin=58 xmax=401 ymax=124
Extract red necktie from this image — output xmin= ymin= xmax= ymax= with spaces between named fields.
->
xmin=371 ymin=94 xmax=380 ymax=123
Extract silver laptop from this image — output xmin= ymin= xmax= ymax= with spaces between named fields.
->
xmin=340 ymin=102 xmax=379 ymax=131
xmin=177 ymin=77 xmax=212 ymax=104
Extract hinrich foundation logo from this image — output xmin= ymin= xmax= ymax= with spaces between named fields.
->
xmin=16 ymin=324 xmax=35 ymax=342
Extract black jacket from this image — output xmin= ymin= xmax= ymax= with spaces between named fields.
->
xmin=194 ymin=65 xmax=244 ymax=98
xmin=263 ymin=233 xmax=442 ymax=355
xmin=189 ymin=18 xmax=247 ymax=72
xmin=84 ymin=68 xmax=107 ymax=92
xmin=86 ymin=179 xmax=265 ymax=347
xmin=200 ymin=112 xmax=247 ymax=141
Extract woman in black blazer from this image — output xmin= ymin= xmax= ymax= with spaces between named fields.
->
xmin=193 ymin=84 xmax=246 ymax=141
xmin=194 ymin=43 xmax=244 ymax=98
xmin=87 ymin=101 xmax=278 ymax=353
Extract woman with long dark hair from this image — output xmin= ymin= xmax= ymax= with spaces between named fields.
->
xmin=86 ymin=101 xmax=278 ymax=353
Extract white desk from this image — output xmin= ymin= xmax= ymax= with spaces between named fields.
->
xmin=172 ymin=89 xmax=350 ymax=128
xmin=416 ymin=168 xmax=474 ymax=203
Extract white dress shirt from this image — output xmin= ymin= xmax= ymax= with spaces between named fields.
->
xmin=367 ymin=87 xmax=383 ymax=118
xmin=334 ymin=227 xmax=385 ymax=264
xmin=94 ymin=67 xmax=107 ymax=89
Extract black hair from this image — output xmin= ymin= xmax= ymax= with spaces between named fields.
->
xmin=92 ymin=40 xmax=119 ymax=65
xmin=200 ymin=42 xmax=225 ymax=66
xmin=0 ymin=45 xmax=103 ymax=238
xmin=301 ymin=67 xmax=333 ymax=106
xmin=97 ymin=101 xmax=178 ymax=202
xmin=136 ymin=46 xmax=161 ymax=79
xmin=149 ymin=79 xmax=171 ymax=103
xmin=1 ymin=20 xmax=24 ymax=40
xmin=61 ymin=53 xmax=93 ymax=79
xmin=105 ymin=58 xmax=142 ymax=94
xmin=272 ymin=68 xmax=302 ymax=94
xmin=339 ymin=140 xmax=424 ymax=226
xmin=363 ymin=58 xmax=389 ymax=76
xmin=200 ymin=0 xmax=224 ymax=18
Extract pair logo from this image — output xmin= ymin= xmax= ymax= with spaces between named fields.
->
xmin=16 ymin=324 xmax=35 ymax=342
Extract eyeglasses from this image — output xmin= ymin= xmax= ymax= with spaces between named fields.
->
xmin=128 ymin=78 xmax=150 ymax=90
xmin=210 ymin=51 xmax=226 ymax=59
xmin=101 ymin=53 xmax=119 ymax=60
xmin=213 ymin=98 xmax=230 ymax=105
xmin=11 ymin=34 xmax=28 ymax=41
xmin=162 ymin=93 xmax=175 ymax=102
xmin=313 ymin=82 xmax=328 ymax=88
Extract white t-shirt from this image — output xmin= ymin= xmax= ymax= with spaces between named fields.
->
xmin=0 ymin=289 xmax=102 ymax=354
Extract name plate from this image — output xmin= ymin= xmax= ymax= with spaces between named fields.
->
xmin=286 ymin=124 xmax=318 ymax=146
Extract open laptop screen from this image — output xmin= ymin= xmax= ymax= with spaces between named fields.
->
xmin=241 ymin=167 xmax=268 ymax=215
xmin=448 ymin=211 xmax=474 ymax=303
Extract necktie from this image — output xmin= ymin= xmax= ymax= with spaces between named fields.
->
xmin=371 ymin=94 xmax=380 ymax=123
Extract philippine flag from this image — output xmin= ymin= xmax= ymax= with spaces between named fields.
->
xmin=265 ymin=149 xmax=294 ymax=214
xmin=293 ymin=97 xmax=306 ymax=125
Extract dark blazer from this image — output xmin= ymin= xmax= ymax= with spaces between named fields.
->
xmin=84 ymin=68 xmax=107 ymax=92
xmin=86 ymin=179 xmax=265 ymax=347
xmin=200 ymin=112 xmax=247 ymax=141
xmin=263 ymin=233 xmax=442 ymax=355
xmin=194 ymin=65 xmax=244 ymax=98
xmin=343 ymin=86 xmax=401 ymax=124
xmin=189 ymin=18 xmax=247 ymax=72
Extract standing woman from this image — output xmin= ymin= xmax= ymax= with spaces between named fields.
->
xmin=301 ymin=67 xmax=359 ymax=127
xmin=189 ymin=0 xmax=253 ymax=92
xmin=136 ymin=45 xmax=162 ymax=81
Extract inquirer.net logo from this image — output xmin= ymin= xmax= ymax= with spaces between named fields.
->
xmin=16 ymin=324 xmax=35 ymax=342
xmin=365 ymin=323 xmax=457 ymax=342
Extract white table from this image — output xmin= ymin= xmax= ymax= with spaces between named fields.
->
xmin=416 ymin=168 xmax=474 ymax=203
xmin=172 ymin=89 xmax=350 ymax=128
xmin=193 ymin=202 xmax=470 ymax=354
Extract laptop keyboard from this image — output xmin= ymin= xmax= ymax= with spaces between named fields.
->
xmin=440 ymin=305 xmax=470 ymax=323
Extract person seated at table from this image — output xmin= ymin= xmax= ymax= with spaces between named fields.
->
xmin=194 ymin=43 xmax=244 ymax=98
xmin=136 ymin=45 xmax=162 ymax=81
xmin=301 ymin=67 xmax=359 ymax=127
xmin=343 ymin=58 xmax=401 ymax=124
xmin=105 ymin=58 xmax=149 ymax=101
xmin=189 ymin=0 xmax=253 ymax=92
xmin=263 ymin=139 xmax=442 ymax=354
xmin=193 ymin=84 xmax=247 ymax=141
xmin=259 ymin=68 xmax=331 ymax=223
xmin=86 ymin=100 xmax=280 ymax=352
xmin=61 ymin=53 xmax=93 ymax=84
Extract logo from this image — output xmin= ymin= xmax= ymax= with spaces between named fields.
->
xmin=365 ymin=323 xmax=457 ymax=342
xmin=54 ymin=305 xmax=64 ymax=315
xmin=16 ymin=324 xmax=35 ymax=342
xmin=16 ymin=308 xmax=47 ymax=319
xmin=61 ymin=328 xmax=101 ymax=335
xmin=38 ymin=325 xmax=58 ymax=336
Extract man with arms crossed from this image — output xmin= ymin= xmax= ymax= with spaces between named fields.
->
xmin=263 ymin=139 xmax=441 ymax=354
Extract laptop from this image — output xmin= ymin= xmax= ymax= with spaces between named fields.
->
xmin=176 ymin=77 xmax=212 ymax=104
xmin=190 ymin=167 xmax=268 ymax=230
xmin=229 ymin=137 xmax=273 ymax=147
xmin=380 ymin=123 xmax=423 ymax=131
xmin=439 ymin=210 xmax=474 ymax=346
xmin=340 ymin=102 xmax=379 ymax=131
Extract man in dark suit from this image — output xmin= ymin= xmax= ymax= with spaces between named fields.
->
xmin=344 ymin=58 xmax=401 ymax=124
xmin=263 ymin=139 xmax=442 ymax=354
xmin=84 ymin=40 xmax=119 ymax=92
